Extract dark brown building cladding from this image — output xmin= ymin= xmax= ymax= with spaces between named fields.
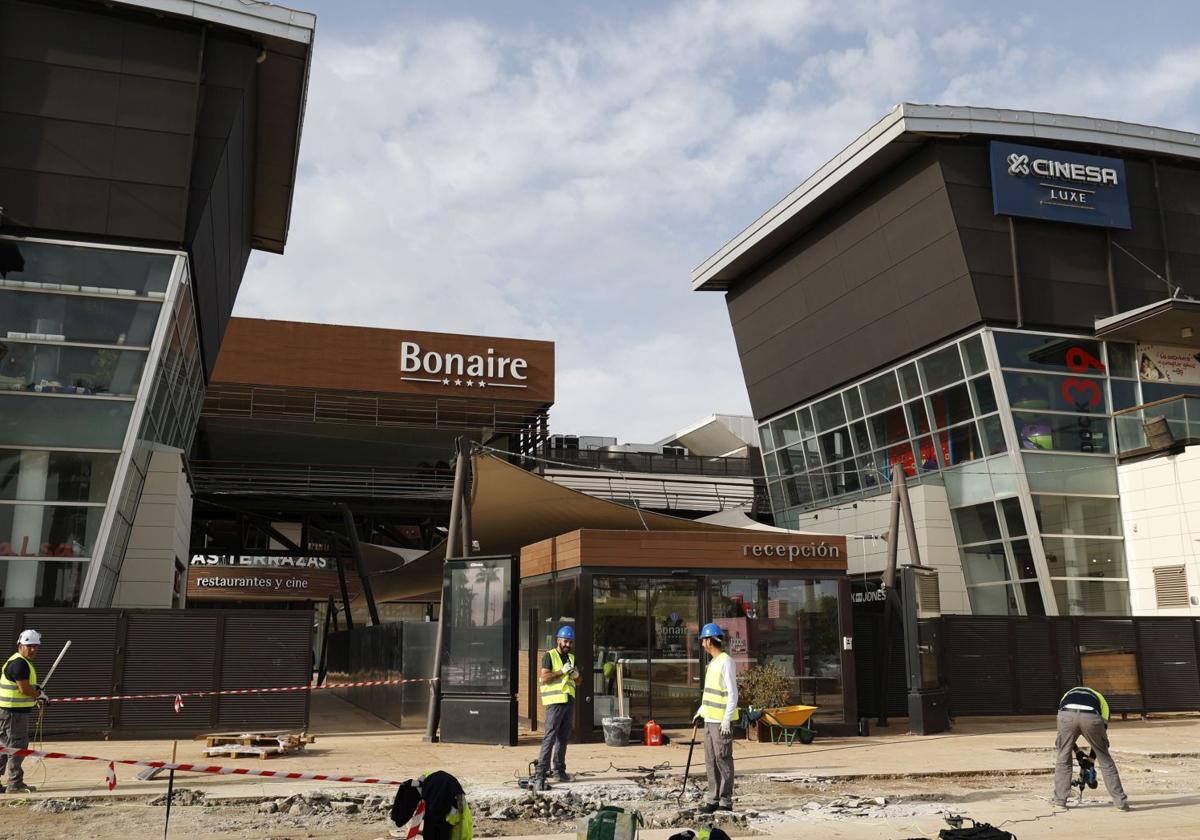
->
xmin=0 ymin=0 xmax=312 ymax=374
xmin=703 ymin=105 xmax=1200 ymax=421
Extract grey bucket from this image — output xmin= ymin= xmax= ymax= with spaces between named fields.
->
xmin=601 ymin=716 xmax=632 ymax=747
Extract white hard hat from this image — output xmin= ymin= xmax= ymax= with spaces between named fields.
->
xmin=17 ymin=630 xmax=41 ymax=646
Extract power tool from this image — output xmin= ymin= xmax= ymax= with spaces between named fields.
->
xmin=1071 ymin=744 xmax=1098 ymax=800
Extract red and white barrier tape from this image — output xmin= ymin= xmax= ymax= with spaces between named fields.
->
xmin=0 ymin=745 xmax=405 ymax=786
xmin=49 ymin=677 xmax=433 ymax=705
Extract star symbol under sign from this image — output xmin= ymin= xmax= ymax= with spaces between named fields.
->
xmin=442 ymin=378 xmax=450 ymax=385
xmin=466 ymin=380 xmax=474 ymax=387
xmin=454 ymin=379 xmax=462 ymax=386
xmin=478 ymin=380 xmax=486 ymax=388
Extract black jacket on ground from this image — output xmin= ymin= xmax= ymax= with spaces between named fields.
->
xmin=391 ymin=770 xmax=465 ymax=840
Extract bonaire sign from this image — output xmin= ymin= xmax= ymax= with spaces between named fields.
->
xmin=400 ymin=341 xmax=529 ymax=390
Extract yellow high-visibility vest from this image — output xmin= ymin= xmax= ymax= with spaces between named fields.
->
xmin=700 ymin=652 xmax=739 ymax=722
xmin=540 ymin=648 xmax=576 ymax=706
xmin=0 ymin=653 xmax=36 ymax=711
xmin=1060 ymin=686 xmax=1110 ymax=722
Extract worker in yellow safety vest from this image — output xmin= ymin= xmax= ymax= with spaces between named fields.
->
xmin=0 ymin=629 xmax=47 ymax=794
xmin=693 ymin=623 xmax=738 ymax=813
xmin=1054 ymin=686 xmax=1128 ymax=810
xmin=533 ymin=625 xmax=580 ymax=791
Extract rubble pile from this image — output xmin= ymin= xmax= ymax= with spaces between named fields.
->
xmin=30 ymin=798 xmax=88 ymax=813
xmin=149 ymin=788 xmax=207 ymax=807
xmin=256 ymin=790 xmax=390 ymax=817
xmin=800 ymin=795 xmax=889 ymax=818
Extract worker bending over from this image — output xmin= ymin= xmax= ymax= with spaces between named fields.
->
xmin=1053 ymin=685 xmax=1129 ymax=810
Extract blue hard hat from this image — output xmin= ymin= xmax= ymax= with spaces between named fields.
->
xmin=556 ymin=625 xmax=575 ymax=640
xmin=699 ymin=622 xmax=724 ymax=640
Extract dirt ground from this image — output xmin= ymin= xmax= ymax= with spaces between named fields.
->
xmin=5 ymin=695 xmax=1200 ymax=839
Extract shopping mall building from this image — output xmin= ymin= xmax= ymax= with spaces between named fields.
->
xmin=695 ymin=104 xmax=1200 ymax=618
xmin=0 ymin=0 xmax=315 ymax=607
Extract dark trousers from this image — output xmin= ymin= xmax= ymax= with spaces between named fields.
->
xmin=536 ymin=700 xmax=574 ymax=778
xmin=0 ymin=709 xmax=30 ymax=787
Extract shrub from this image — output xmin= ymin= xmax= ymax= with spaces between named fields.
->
xmin=736 ymin=663 xmax=791 ymax=710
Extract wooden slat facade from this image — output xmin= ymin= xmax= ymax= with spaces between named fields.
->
xmin=520 ymin=529 xmax=848 ymax=578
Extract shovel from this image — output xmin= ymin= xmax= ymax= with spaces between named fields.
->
xmin=676 ymin=718 xmax=701 ymax=805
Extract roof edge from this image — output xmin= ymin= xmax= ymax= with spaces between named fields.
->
xmin=693 ymin=103 xmax=1200 ymax=292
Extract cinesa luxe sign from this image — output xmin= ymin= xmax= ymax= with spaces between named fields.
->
xmin=990 ymin=140 xmax=1130 ymax=229
xmin=400 ymin=341 xmax=528 ymax=390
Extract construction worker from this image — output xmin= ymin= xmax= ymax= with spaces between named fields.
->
xmin=1053 ymin=685 xmax=1129 ymax=810
xmin=0 ymin=630 xmax=47 ymax=794
xmin=694 ymin=623 xmax=738 ymax=813
xmin=533 ymin=625 xmax=580 ymax=791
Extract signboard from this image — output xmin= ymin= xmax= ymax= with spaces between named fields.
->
xmin=212 ymin=319 xmax=555 ymax=404
xmin=1136 ymin=344 xmax=1200 ymax=385
xmin=190 ymin=554 xmax=330 ymax=569
xmin=186 ymin=566 xmax=355 ymax=601
xmin=990 ymin=141 xmax=1130 ymax=229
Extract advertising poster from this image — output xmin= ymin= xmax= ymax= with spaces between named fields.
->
xmin=723 ymin=617 xmax=752 ymax=672
xmin=1137 ymin=344 xmax=1200 ymax=386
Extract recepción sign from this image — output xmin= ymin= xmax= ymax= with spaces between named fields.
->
xmin=990 ymin=141 xmax=1130 ymax=229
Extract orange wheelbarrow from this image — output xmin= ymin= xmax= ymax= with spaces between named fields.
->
xmin=760 ymin=704 xmax=817 ymax=745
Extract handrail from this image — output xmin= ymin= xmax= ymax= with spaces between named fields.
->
xmin=1112 ymin=392 xmax=1200 ymax=416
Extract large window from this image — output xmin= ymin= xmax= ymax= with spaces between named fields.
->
xmin=0 ymin=395 xmax=134 ymax=449
xmin=0 ymin=560 xmax=85 ymax=608
xmin=710 ymin=577 xmax=843 ymax=720
xmin=0 ymin=343 xmax=148 ymax=396
xmin=0 ymin=450 xmax=118 ymax=503
xmin=759 ymin=333 xmax=1007 ymax=515
xmin=0 ymin=240 xmax=173 ymax=297
xmin=0 ymin=503 xmax=104 ymax=559
xmin=0 ymin=290 xmax=160 ymax=347
xmin=953 ymin=498 xmax=1044 ymax=616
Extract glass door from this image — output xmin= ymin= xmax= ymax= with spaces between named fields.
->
xmin=592 ymin=576 xmax=702 ymax=727
xmin=646 ymin=578 xmax=702 ymax=724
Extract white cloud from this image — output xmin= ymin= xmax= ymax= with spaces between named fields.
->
xmin=238 ymin=0 xmax=1200 ymax=444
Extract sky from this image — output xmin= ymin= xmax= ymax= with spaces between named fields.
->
xmin=237 ymin=0 xmax=1200 ymax=443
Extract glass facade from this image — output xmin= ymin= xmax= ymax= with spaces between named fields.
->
xmin=759 ymin=328 xmax=1145 ymax=616
xmin=0 ymin=237 xmax=202 ymax=607
xmin=710 ymin=577 xmax=842 ymax=720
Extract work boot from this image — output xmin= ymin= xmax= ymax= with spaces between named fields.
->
xmin=1116 ymin=800 xmax=1131 ymax=811
xmin=699 ymin=802 xmax=719 ymax=814
xmin=555 ymin=772 xmax=572 ymax=784
xmin=7 ymin=783 xmax=35 ymax=794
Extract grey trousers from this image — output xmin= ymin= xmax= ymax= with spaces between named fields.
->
xmin=1054 ymin=709 xmax=1127 ymax=805
xmin=536 ymin=700 xmax=574 ymax=778
xmin=704 ymin=722 xmax=734 ymax=806
xmin=0 ymin=709 xmax=30 ymax=787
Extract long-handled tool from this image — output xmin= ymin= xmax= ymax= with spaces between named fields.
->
xmin=163 ymin=741 xmax=178 ymax=838
xmin=676 ymin=718 xmax=701 ymax=805
xmin=40 ymin=640 xmax=71 ymax=689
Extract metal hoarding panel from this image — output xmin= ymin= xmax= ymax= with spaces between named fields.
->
xmin=1138 ymin=619 xmax=1200 ymax=712
xmin=1014 ymin=619 xmax=1059 ymax=713
xmin=216 ymin=611 xmax=312 ymax=730
xmin=118 ymin=612 xmax=219 ymax=729
xmin=943 ymin=617 xmax=1013 ymax=715
xmin=27 ymin=610 xmax=117 ymax=734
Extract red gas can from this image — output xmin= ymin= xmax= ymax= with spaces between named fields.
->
xmin=644 ymin=719 xmax=663 ymax=746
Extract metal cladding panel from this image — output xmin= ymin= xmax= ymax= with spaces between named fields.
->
xmin=216 ymin=612 xmax=312 ymax=730
xmin=26 ymin=611 xmax=117 ymax=734
xmin=118 ymin=613 xmax=219 ymax=729
xmin=1076 ymin=619 xmax=1142 ymax=713
xmin=850 ymin=606 xmax=906 ymax=718
xmin=943 ymin=617 xmax=1013 ymax=715
xmin=1014 ymin=619 xmax=1059 ymax=713
xmin=1139 ymin=620 xmax=1200 ymax=712
xmin=1054 ymin=620 xmax=1080 ymax=694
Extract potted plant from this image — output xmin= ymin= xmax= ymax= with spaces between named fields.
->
xmin=736 ymin=664 xmax=791 ymax=741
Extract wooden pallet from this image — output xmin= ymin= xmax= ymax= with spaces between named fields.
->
xmin=198 ymin=730 xmax=314 ymax=759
